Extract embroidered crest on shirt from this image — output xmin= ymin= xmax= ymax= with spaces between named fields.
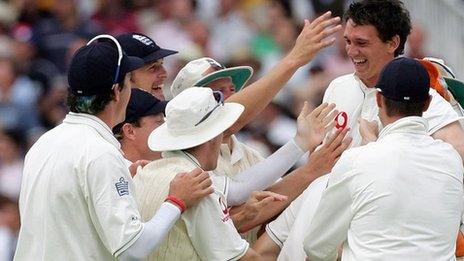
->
xmin=219 ymin=195 xmax=230 ymax=222
xmin=115 ymin=177 xmax=129 ymax=196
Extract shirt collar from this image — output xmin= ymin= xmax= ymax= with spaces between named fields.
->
xmin=353 ymin=73 xmax=377 ymax=94
xmin=220 ymin=135 xmax=243 ymax=165
xmin=378 ymin=116 xmax=428 ymax=140
xmin=63 ymin=112 xmax=121 ymax=150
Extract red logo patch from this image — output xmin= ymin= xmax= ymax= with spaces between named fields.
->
xmin=335 ymin=111 xmax=348 ymax=130
xmin=219 ymin=196 xmax=230 ymax=222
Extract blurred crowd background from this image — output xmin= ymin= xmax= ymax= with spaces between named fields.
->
xmin=0 ymin=0 xmax=463 ymax=259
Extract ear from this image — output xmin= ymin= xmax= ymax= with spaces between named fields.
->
xmin=387 ymin=35 xmax=400 ymax=55
xmin=121 ymin=123 xmax=137 ymax=141
xmin=376 ymin=91 xmax=383 ymax=108
xmin=423 ymin=94 xmax=432 ymax=112
xmin=112 ymin=84 xmax=121 ymax=102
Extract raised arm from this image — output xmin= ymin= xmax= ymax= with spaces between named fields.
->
xmin=224 ymin=12 xmax=342 ymax=137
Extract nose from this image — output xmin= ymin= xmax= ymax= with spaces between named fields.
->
xmin=223 ymin=85 xmax=235 ymax=99
xmin=157 ymin=65 xmax=168 ymax=80
xmin=346 ymin=44 xmax=359 ymax=58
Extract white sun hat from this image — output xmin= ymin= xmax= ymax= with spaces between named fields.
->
xmin=148 ymin=87 xmax=244 ymax=151
xmin=170 ymin=57 xmax=253 ymax=97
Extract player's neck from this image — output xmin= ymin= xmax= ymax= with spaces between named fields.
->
xmin=185 ymin=146 xmax=214 ymax=171
xmin=360 ymin=74 xmax=379 ymax=88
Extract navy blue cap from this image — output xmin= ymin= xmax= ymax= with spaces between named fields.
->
xmin=376 ymin=57 xmax=430 ymax=103
xmin=117 ymin=33 xmax=178 ymax=63
xmin=113 ymin=88 xmax=168 ymax=134
xmin=68 ymin=41 xmax=144 ymax=96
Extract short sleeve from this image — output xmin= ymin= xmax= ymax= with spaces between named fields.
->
xmin=266 ymin=194 xmax=301 ymax=248
xmin=424 ymin=88 xmax=461 ymax=134
xmin=266 ymin=174 xmax=330 ymax=248
xmin=182 ymin=190 xmax=249 ymax=261
xmin=84 ymin=152 xmax=143 ymax=257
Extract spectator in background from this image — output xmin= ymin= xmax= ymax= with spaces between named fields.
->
xmin=0 ymin=56 xmax=40 ymax=134
xmin=0 ymin=130 xmax=24 ymax=200
xmin=37 ymin=76 xmax=68 ymax=130
xmin=208 ymin=0 xmax=256 ymax=63
xmin=10 ymin=23 xmax=60 ymax=94
xmin=254 ymin=1 xmax=312 ymax=108
xmin=146 ymin=0 xmax=200 ymax=78
xmin=0 ymin=195 xmax=20 ymax=261
xmin=34 ymin=0 xmax=101 ymax=73
xmin=405 ymin=23 xmax=427 ymax=59
xmin=92 ymin=0 xmax=141 ymax=35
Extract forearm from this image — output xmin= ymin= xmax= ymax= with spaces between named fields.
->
xmin=230 ymin=206 xmax=248 ymax=233
xmin=252 ymin=233 xmax=281 ymax=261
xmin=227 ymin=138 xmax=304 ymax=206
xmin=224 ymin=56 xmax=300 ymax=136
xmin=238 ymin=162 xmax=322 ymax=232
xmin=119 ymin=202 xmax=181 ymax=260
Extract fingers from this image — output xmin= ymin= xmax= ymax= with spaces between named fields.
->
xmin=316 ymin=103 xmax=336 ymax=123
xmin=189 ymin=167 xmax=203 ymax=177
xmin=298 ymin=101 xmax=310 ymax=120
xmin=324 ymin=127 xmax=342 ymax=146
xmin=252 ymin=191 xmax=287 ymax=202
xmin=199 ymin=175 xmax=213 ymax=190
xmin=312 ymin=16 xmax=341 ymax=36
xmin=199 ymin=187 xmax=214 ymax=196
xmin=309 ymin=11 xmax=333 ymax=28
xmin=313 ymin=23 xmax=342 ymax=43
xmin=311 ymin=102 xmax=329 ymax=118
xmin=328 ymin=127 xmax=350 ymax=151
xmin=322 ymin=109 xmax=338 ymax=127
xmin=191 ymin=169 xmax=209 ymax=182
xmin=318 ymin=37 xmax=337 ymax=49
xmin=324 ymin=119 xmax=336 ymax=134
xmin=332 ymin=136 xmax=352 ymax=157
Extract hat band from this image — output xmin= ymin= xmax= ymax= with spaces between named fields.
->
xmin=167 ymin=105 xmax=224 ymax=136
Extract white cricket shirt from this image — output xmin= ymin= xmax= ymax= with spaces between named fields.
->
xmin=266 ymin=174 xmax=329 ymax=261
xmin=15 ymin=113 xmax=143 ymax=260
xmin=134 ymin=151 xmax=249 ymax=261
xmin=324 ymin=74 xmax=461 ymax=147
xmin=304 ymin=117 xmax=464 ymax=260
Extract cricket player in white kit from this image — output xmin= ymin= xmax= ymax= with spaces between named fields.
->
xmin=304 ymin=57 xmax=464 ymax=260
xmin=14 ymin=35 xmax=213 ymax=260
xmin=253 ymin=1 xmax=464 ymax=259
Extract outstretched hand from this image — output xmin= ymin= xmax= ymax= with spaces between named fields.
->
xmin=231 ymin=191 xmax=287 ymax=233
xmin=295 ymin=102 xmax=338 ymax=152
xmin=306 ymin=127 xmax=352 ymax=177
xmin=287 ymin=11 xmax=342 ymax=68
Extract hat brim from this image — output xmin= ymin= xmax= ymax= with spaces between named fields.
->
xmin=142 ymin=48 xmax=178 ymax=63
xmin=146 ymin=100 xmax=168 ymax=115
xmin=117 ymin=55 xmax=145 ymax=83
xmin=194 ymin=66 xmax=253 ymax=92
xmin=445 ymin=77 xmax=464 ymax=107
xmin=148 ymin=103 xmax=244 ymax=151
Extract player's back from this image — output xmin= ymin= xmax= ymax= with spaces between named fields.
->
xmin=15 ymin=120 xmax=118 ymax=261
xmin=341 ymin=119 xmax=463 ymax=260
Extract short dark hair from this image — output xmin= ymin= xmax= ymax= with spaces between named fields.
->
xmin=67 ymin=81 xmax=126 ymax=115
xmin=345 ymin=0 xmax=412 ymax=57
xmin=114 ymin=119 xmax=142 ymax=141
xmin=383 ymin=96 xmax=428 ymax=117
